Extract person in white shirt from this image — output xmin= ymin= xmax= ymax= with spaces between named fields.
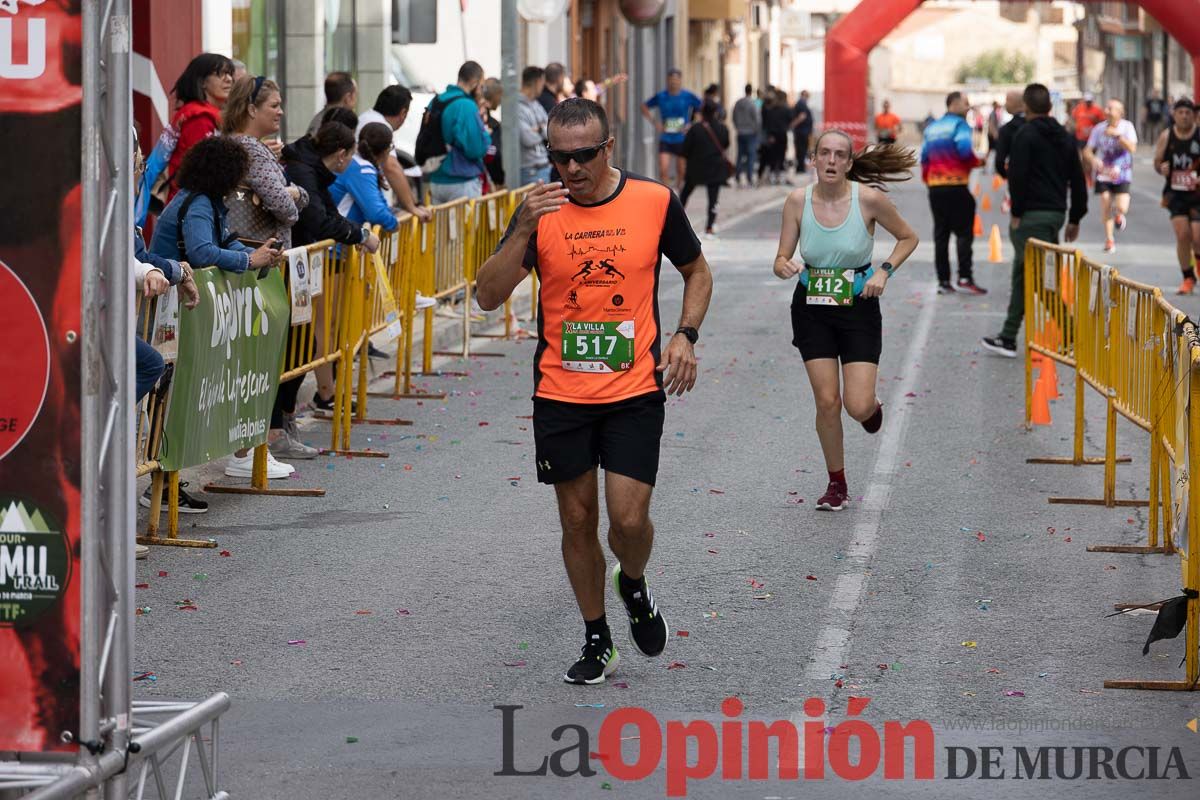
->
xmin=357 ymin=86 xmax=432 ymax=224
xmin=1083 ymin=99 xmax=1138 ymax=253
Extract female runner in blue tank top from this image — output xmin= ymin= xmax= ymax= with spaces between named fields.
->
xmin=774 ymin=130 xmax=920 ymax=511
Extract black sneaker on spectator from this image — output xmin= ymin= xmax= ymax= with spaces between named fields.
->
xmin=139 ymin=482 xmax=209 ymax=514
xmin=367 ymin=342 xmax=389 ymax=359
xmin=937 ymin=282 xmax=956 ymax=295
xmin=981 ymin=336 xmax=1018 ymax=358
xmin=312 ymin=393 xmax=356 ymax=415
xmin=956 ymin=278 xmax=987 ymax=295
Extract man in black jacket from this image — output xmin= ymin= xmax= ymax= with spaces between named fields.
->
xmin=982 ymin=83 xmax=1087 ymax=358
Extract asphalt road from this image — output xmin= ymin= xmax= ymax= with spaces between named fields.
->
xmin=133 ymin=155 xmax=1200 ymax=799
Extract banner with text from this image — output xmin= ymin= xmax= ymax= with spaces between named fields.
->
xmin=0 ymin=0 xmax=84 ymax=752
xmin=160 ymin=267 xmax=289 ymax=471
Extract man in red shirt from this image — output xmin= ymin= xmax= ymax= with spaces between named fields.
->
xmin=476 ymin=98 xmax=713 ymax=685
xmin=1071 ymin=93 xmax=1106 ymax=151
xmin=874 ymin=99 xmax=902 ymax=145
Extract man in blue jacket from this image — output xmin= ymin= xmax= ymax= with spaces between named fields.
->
xmin=430 ymin=61 xmax=492 ymax=204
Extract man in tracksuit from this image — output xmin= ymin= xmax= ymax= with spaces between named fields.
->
xmin=920 ymin=91 xmax=986 ymax=295
xmin=429 ymin=61 xmax=492 ymax=204
xmin=982 ymin=83 xmax=1087 ymax=358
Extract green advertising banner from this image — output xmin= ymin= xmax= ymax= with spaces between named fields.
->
xmin=160 ymin=267 xmax=289 ymax=471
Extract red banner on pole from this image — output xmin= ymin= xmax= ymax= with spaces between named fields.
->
xmin=0 ymin=0 xmax=83 ymax=752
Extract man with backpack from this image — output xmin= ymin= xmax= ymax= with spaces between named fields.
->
xmin=417 ymin=61 xmax=492 ymax=204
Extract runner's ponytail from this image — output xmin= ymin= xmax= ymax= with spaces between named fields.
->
xmin=814 ymin=130 xmax=918 ymax=190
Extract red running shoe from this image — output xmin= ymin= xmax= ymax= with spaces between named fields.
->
xmin=817 ymin=481 xmax=849 ymax=512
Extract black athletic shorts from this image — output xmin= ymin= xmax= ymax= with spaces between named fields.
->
xmin=1094 ymin=181 xmax=1130 ymax=195
xmin=533 ymin=392 xmax=666 ymax=486
xmin=1165 ymin=190 xmax=1200 ymax=221
xmin=658 ymin=140 xmax=684 ymax=156
xmin=790 ymin=282 xmax=882 ymax=364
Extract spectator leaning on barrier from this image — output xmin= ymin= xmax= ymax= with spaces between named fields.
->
xmin=222 ymin=76 xmax=309 ymax=249
xmin=150 ymin=137 xmax=284 ymax=275
xmin=518 ymin=66 xmax=551 ymax=186
xmin=332 ymin=123 xmax=402 ymax=232
xmin=920 ymin=91 xmax=986 ymax=295
xmin=982 ymin=83 xmax=1087 ymax=359
xmin=732 ymin=84 xmax=760 ymax=187
xmin=481 ymin=77 xmax=506 ymax=191
xmin=282 ymin=122 xmax=381 ymax=419
xmin=308 ymin=71 xmax=358 ymax=138
xmin=357 ymin=86 xmax=433 ymax=224
xmin=164 ymin=53 xmax=236 ymax=204
xmin=427 ymin=61 xmax=492 ymax=203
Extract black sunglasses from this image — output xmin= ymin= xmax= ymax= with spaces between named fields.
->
xmin=251 ymin=75 xmax=266 ymax=104
xmin=546 ymin=140 xmax=608 ymax=166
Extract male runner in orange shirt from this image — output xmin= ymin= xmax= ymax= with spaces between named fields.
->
xmin=476 ymin=98 xmax=713 ymax=685
xmin=874 ymin=99 xmax=902 ymax=145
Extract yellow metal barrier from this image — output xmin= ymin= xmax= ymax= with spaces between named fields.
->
xmin=1025 ymin=240 xmax=1200 ymax=691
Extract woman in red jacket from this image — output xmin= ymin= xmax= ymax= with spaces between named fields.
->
xmin=165 ymin=53 xmax=236 ymax=202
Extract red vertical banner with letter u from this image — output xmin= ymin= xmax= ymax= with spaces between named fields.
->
xmin=0 ymin=0 xmax=84 ymax=752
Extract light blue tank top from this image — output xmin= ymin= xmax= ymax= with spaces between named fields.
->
xmin=799 ymin=182 xmax=876 ymax=295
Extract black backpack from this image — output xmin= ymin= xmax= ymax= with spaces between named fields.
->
xmin=414 ymin=93 xmax=475 ymax=174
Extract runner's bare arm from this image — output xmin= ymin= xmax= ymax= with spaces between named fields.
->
xmin=476 ymin=183 xmax=569 ymax=310
xmin=773 ymin=189 xmax=804 ymax=279
xmin=864 ymin=186 xmax=919 ymax=272
xmin=1154 ymin=129 xmax=1170 ymax=176
xmin=657 ymin=253 xmax=713 ymax=395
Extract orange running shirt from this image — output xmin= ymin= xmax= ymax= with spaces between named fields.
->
xmin=874 ymin=112 xmax=901 ymax=137
xmin=499 ymin=171 xmax=702 ymax=404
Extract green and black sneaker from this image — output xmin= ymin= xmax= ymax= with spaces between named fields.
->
xmin=563 ymin=633 xmax=620 ymax=685
xmin=612 ymin=564 xmax=669 ymax=657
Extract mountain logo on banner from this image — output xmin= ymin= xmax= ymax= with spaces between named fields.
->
xmin=0 ymin=497 xmax=71 ymax=626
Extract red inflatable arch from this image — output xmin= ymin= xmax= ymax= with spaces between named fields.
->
xmin=824 ymin=0 xmax=1200 ymax=145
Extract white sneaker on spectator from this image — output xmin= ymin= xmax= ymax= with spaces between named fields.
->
xmin=225 ymin=450 xmax=295 ymax=479
xmin=414 ymin=292 xmax=436 ymax=310
xmin=136 ymin=543 xmax=149 ymax=560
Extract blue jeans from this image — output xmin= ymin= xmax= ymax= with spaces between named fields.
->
xmin=736 ymin=133 xmax=758 ymax=183
xmin=519 ymin=164 xmax=551 ymax=186
xmin=430 ymin=177 xmax=483 ymax=204
xmin=135 ymin=337 xmax=164 ymax=402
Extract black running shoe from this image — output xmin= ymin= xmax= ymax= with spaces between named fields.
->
xmin=563 ymin=634 xmax=620 ymax=685
xmin=956 ymin=278 xmax=988 ymax=295
xmin=612 ymin=564 xmax=669 ymax=657
xmin=367 ymin=342 xmax=390 ymax=360
xmin=936 ymin=282 xmax=956 ymax=295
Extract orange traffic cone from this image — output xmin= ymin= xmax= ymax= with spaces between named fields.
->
xmin=1031 ymin=376 xmax=1052 ymax=425
xmin=992 ymin=174 xmax=1005 ymax=191
xmin=971 ymin=182 xmax=981 ymax=197
xmin=988 ymin=224 xmax=1003 ymax=262
xmin=981 ymin=193 xmax=992 ymax=212
xmin=1040 ymin=358 xmax=1060 ymax=400
xmin=974 ymin=214 xmax=984 ymax=237
xmin=1060 ymin=263 xmax=1075 ymax=307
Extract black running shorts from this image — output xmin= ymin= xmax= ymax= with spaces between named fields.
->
xmin=1094 ymin=181 xmax=1130 ymax=195
xmin=1165 ymin=190 xmax=1200 ymax=221
xmin=533 ymin=392 xmax=666 ymax=486
xmin=790 ymin=282 xmax=883 ymax=364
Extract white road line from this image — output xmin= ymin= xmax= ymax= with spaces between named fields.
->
xmin=801 ymin=287 xmax=940 ymax=686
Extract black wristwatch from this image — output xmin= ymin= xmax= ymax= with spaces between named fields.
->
xmin=675 ymin=326 xmax=699 ymax=344
xmin=881 ymin=261 xmax=897 ymax=277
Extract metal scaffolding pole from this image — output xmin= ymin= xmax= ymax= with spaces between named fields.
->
xmin=501 ymin=0 xmax=521 ymax=188
xmin=3 ymin=1 xmax=230 ymax=797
